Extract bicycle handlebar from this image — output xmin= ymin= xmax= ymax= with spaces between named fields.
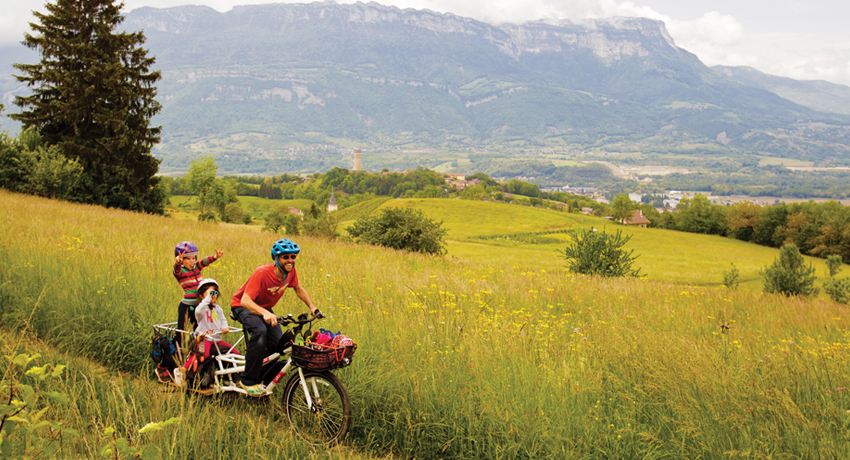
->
xmin=276 ymin=310 xmax=324 ymax=327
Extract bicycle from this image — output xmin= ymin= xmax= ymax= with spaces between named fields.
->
xmin=152 ymin=313 xmax=355 ymax=445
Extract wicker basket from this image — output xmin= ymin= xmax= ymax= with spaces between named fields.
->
xmin=291 ymin=343 xmax=357 ymax=371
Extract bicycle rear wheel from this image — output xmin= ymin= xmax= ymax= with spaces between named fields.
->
xmin=283 ymin=370 xmax=352 ymax=445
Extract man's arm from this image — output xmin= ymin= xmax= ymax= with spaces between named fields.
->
xmin=240 ymin=292 xmax=279 ymax=326
xmin=292 ymin=285 xmax=317 ymax=315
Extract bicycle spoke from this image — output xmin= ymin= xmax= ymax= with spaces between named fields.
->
xmin=284 ymin=372 xmax=351 ymax=445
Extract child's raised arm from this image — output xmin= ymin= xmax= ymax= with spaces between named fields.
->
xmin=172 ymin=249 xmax=185 ymax=276
xmin=198 ymin=247 xmax=224 ymax=269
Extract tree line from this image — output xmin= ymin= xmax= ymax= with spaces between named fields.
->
xmin=613 ymin=193 xmax=850 ymax=263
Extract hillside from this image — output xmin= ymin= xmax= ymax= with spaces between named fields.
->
xmin=360 ymin=198 xmax=832 ymax=288
xmin=2 ymin=190 xmax=850 ymax=458
xmin=714 ymin=65 xmax=850 ymax=116
xmin=3 ymin=1 xmax=850 ymax=174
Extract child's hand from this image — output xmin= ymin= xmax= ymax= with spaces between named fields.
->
xmin=175 ymin=249 xmax=185 ymax=265
xmin=222 ymin=327 xmax=230 ymax=334
xmin=215 ymin=247 xmax=224 ymax=260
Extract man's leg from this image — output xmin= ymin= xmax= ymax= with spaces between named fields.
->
xmin=265 ymin=322 xmax=284 ymax=356
xmin=234 ymin=308 xmax=268 ymax=386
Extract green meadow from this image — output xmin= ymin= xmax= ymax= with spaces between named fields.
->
xmin=167 ymin=195 xmax=316 ymax=222
xmin=1 ymin=190 xmax=850 ymax=459
xmin=368 ymin=198 xmax=833 ymax=291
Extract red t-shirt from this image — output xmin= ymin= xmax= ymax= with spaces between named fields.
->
xmin=231 ymin=264 xmax=299 ymax=311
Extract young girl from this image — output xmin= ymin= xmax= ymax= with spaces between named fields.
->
xmin=173 ymin=241 xmax=223 ymax=333
xmin=191 ymin=278 xmax=236 ymax=359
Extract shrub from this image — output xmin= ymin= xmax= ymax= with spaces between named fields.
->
xmin=760 ymin=244 xmax=819 ymax=297
xmin=197 ymin=211 xmax=217 ymax=223
xmin=262 ymin=210 xmax=300 ymax=235
xmin=560 ymin=228 xmax=642 ymax=277
xmin=723 ymin=263 xmax=740 ymax=289
xmin=262 ymin=210 xmax=286 ymax=233
xmin=824 ymin=278 xmax=850 ymax=304
xmin=826 ymin=255 xmax=843 ymax=277
xmin=346 ymin=207 xmax=447 ymax=255
xmin=223 ymin=202 xmax=245 ymax=224
xmin=302 ymin=210 xmax=340 ymax=239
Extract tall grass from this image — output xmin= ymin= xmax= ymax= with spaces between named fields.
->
xmin=2 ymin=190 xmax=850 ymax=458
xmin=0 ymin=329 xmax=378 ymax=459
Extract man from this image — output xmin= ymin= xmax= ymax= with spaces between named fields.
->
xmin=230 ymin=238 xmax=320 ymax=396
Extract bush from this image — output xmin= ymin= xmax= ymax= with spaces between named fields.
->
xmin=346 ymin=207 xmax=446 ymax=255
xmin=826 ymin=255 xmax=843 ymax=277
xmin=262 ymin=210 xmax=300 ymax=235
xmin=723 ymin=263 xmax=740 ymax=289
xmin=560 ymin=228 xmax=642 ymax=277
xmin=223 ymin=202 xmax=245 ymax=223
xmin=824 ymin=278 xmax=850 ymax=304
xmin=301 ymin=208 xmax=340 ymax=239
xmin=824 ymin=277 xmax=850 ymax=304
xmin=760 ymin=244 xmax=819 ymax=297
xmin=197 ymin=211 xmax=217 ymax=223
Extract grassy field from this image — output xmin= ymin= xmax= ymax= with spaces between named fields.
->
xmin=167 ymin=195 xmax=315 ymax=223
xmin=369 ymin=198 xmax=833 ymax=292
xmin=2 ymin=190 xmax=850 ymax=459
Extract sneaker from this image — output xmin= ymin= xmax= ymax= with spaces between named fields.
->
xmin=240 ymin=381 xmax=267 ymax=397
xmin=155 ymin=366 xmax=171 ymax=383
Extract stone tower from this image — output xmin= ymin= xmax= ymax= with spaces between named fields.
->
xmin=353 ymin=149 xmax=362 ymax=172
xmin=327 ymin=190 xmax=338 ymax=212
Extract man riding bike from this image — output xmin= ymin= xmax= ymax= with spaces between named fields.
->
xmin=230 ymin=238 xmax=320 ymax=396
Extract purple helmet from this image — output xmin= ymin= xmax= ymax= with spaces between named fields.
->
xmin=175 ymin=241 xmax=199 ymax=257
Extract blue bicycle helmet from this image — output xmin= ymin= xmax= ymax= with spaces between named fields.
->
xmin=271 ymin=238 xmax=300 ymax=270
xmin=271 ymin=238 xmax=300 ymax=258
xmin=175 ymin=241 xmax=199 ymax=257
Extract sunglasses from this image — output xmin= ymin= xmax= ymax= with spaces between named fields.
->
xmin=279 ymin=255 xmax=297 ymax=260
xmin=208 ymin=290 xmax=219 ymax=296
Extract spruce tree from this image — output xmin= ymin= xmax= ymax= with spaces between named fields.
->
xmin=12 ymin=0 xmax=164 ymax=213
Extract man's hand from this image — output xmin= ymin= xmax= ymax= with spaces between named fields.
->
xmin=262 ymin=310 xmax=278 ymax=326
xmin=312 ymin=309 xmax=324 ymax=319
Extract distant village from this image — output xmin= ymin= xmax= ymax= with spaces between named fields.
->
xmin=283 ymin=150 xmax=839 ymax=219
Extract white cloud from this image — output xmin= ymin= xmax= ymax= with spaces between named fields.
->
xmin=0 ymin=3 xmax=42 ymax=46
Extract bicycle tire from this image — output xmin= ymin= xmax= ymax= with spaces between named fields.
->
xmin=282 ymin=370 xmax=352 ymax=445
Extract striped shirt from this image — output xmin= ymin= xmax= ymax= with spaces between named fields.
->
xmin=172 ymin=255 xmax=217 ymax=306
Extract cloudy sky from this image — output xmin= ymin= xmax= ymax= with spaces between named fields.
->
xmin=2 ymin=0 xmax=849 ymax=86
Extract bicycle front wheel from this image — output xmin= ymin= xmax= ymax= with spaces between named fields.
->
xmin=283 ymin=370 xmax=352 ymax=445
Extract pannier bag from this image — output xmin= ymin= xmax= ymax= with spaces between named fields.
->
xmin=291 ymin=340 xmax=357 ymax=371
xmin=150 ymin=332 xmax=178 ymax=369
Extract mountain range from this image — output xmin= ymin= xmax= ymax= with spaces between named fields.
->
xmin=2 ymin=1 xmax=849 ymax=173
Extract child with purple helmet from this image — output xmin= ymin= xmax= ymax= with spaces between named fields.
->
xmin=173 ymin=241 xmax=224 ymax=334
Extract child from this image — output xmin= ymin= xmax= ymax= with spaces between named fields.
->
xmin=173 ymin=241 xmax=223 ymax=334
xmin=184 ymin=279 xmax=236 ymax=372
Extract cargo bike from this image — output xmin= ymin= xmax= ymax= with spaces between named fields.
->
xmin=152 ymin=312 xmax=357 ymax=445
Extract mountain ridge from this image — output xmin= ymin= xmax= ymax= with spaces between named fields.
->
xmin=3 ymin=1 xmax=850 ymax=173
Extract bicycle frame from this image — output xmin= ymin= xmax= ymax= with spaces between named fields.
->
xmin=152 ymin=322 xmax=314 ymax=403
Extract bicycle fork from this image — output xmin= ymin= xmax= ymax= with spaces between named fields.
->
xmin=297 ymin=368 xmax=322 ymax=413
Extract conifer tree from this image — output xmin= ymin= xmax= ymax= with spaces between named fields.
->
xmin=12 ymin=0 xmax=164 ymax=213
